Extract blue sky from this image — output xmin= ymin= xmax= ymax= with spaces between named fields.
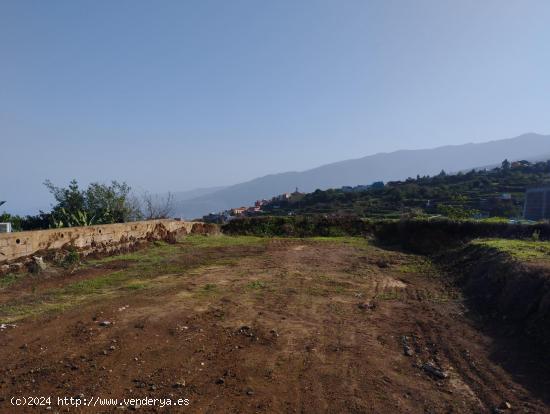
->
xmin=2 ymin=0 xmax=550 ymax=214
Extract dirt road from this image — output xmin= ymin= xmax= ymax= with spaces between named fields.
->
xmin=0 ymin=236 xmax=548 ymax=413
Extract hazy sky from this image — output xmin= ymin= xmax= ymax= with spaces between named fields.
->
xmin=2 ymin=0 xmax=550 ymax=214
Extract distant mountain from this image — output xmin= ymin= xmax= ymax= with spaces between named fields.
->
xmin=175 ymin=133 xmax=550 ymax=219
xmin=171 ymin=186 xmax=226 ymax=204
xmin=148 ymin=186 xmax=224 ymax=218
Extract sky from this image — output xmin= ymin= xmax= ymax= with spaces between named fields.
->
xmin=1 ymin=0 xmax=550 ymax=214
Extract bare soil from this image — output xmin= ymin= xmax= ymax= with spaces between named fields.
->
xmin=0 ymin=236 xmax=548 ymax=413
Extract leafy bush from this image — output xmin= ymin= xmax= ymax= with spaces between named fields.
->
xmin=222 ymin=216 xmax=373 ymax=237
xmin=62 ymin=248 xmax=80 ymax=268
xmin=371 ymin=218 xmax=550 ymax=254
xmin=44 ymin=179 xmax=142 ymax=228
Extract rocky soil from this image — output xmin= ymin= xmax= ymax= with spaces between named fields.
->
xmin=0 ymin=236 xmax=548 ymax=413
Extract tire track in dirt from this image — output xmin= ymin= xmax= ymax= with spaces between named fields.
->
xmin=0 ymin=237 xmax=548 ymax=413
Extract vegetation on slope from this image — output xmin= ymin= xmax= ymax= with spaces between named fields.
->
xmin=472 ymin=238 xmax=550 ymax=261
xmin=261 ymin=159 xmax=550 ymax=219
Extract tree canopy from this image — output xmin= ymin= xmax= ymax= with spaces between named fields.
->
xmin=44 ymin=179 xmax=141 ymax=227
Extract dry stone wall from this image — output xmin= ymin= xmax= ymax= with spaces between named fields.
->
xmin=0 ymin=219 xmax=216 ymax=265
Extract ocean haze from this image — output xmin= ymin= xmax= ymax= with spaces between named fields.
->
xmin=174 ymin=133 xmax=550 ymax=218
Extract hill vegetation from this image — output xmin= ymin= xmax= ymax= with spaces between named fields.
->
xmin=260 ymin=159 xmax=550 ymax=219
xmin=177 ymin=133 xmax=550 ymax=218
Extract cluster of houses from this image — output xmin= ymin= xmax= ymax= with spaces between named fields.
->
xmin=202 ymin=191 xmax=298 ymax=224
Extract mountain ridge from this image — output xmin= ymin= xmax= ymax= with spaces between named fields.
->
xmin=174 ymin=133 xmax=550 ymax=218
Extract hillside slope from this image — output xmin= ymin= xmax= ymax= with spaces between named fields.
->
xmin=261 ymin=159 xmax=550 ymax=219
xmin=177 ymin=133 xmax=550 ymax=218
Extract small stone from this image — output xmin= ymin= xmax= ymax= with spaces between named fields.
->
xmin=99 ymin=321 xmax=112 ymax=327
xmin=358 ymin=302 xmax=376 ymax=311
xmin=172 ymin=382 xmax=185 ymax=388
xmin=215 ymin=378 xmax=225 ymax=385
xmin=9 ymin=262 xmax=24 ymax=272
xmin=500 ymin=401 xmax=512 ymax=410
xmin=375 ymin=259 xmax=389 ymax=268
xmin=421 ymin=362 xmax=448 ymax=379
xmin=30 ymin=256 xmax=47 ymax=272
xmin=109 ymin=345 xmax=116 ymax=351
xmin=238 ymin=326 xmax=255 ymax=337
xmin=246 ymin=389 xmax=254 ymax=396
xmin=401 ymin=336 xmax=414 ymax=356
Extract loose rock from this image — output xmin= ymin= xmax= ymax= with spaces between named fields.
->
xmin=9 ymin=262 xmax=24 ymax=273
xmin=401 ymin=336 xmax=414 ymax=356
xmin=358 ymin=302 xmax=376 ymax=311
xmin=30 ymin=256 xmax=47 ymax=272
xmin=238 ymin=326 xmax=255 ymax=337
xmin=421 ymin=362 xmax=448 ymax=379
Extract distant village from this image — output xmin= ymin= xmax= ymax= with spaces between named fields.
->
xmin=202 ymin=189 xmax=301 ymax=224
xmin=202 ymin=182 xmax=385 ymax=224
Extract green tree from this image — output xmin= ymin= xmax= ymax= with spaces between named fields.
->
xmin=44 ymin=179 xmax=141 ymax=228
xmin=0 ymin=212 xmax=23 ymax=231
xmin=85 ymin=181 xmax=140 ymax=223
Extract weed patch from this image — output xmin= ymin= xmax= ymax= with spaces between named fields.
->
xmin=247 ymin=280 xmax=267 ymax=290
xmin=472 ymin=239 xmax=550 ymax=261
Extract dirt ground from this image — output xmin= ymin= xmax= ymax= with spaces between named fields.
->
xmin=0 ymin=236 xmax=549 ymax=413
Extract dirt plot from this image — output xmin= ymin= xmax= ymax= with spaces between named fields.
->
xmin=0 ymin=236 xmax=549 ymax=413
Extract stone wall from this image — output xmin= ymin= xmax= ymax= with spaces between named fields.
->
xmin=0 ymin=219 xmax=216 ymax=265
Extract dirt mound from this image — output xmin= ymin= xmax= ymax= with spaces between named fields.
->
xmin=440 ymin=244 xmax=550 ymax=345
